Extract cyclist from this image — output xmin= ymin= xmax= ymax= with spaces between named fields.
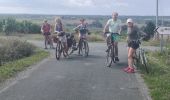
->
xmin=103 ymin=12 xmax=122 ymax=62
xmin=41 ymin=19 xmax=54 ymax=49
xmin=123 ymin=18 xmax=146 ymax=73
xmin=73 ymin=18 xmax=89 ymax=52
xmin=54 ymin=17 xmax=68 ymax=56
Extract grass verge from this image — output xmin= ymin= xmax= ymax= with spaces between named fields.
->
xmin=141 ymin=51 xmax=170 ymax=100
xmin=0 ymin=49 xmax=49 ymax=83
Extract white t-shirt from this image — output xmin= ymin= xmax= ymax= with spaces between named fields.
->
xmin=106 ymin=19 xmax=121 ymax=33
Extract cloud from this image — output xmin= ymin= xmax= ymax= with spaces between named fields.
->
xmin=66 ymin=0 xmax=95 ymax=7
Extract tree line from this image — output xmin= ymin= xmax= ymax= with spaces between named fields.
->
xmin=0 ymin=18 xmax=41 ymax=35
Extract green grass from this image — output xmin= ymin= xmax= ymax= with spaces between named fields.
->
xmin=0 ymin=49 xmax=49 ymax=82
xmin=142 ymin=40 xmax=160 ymax=46
xmin=141 ymin=51 xmax=170 ymax=100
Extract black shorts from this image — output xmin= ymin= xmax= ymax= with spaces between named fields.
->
xmin=44 ymin=32 xmax=51 ymax=36
xmin=128 ymin=40 xmax=140 ymax=49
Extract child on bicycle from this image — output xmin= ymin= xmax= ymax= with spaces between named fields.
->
xmin=123 ymin=18 xmax=147 ymax=73
xmin=73 ymin=18 xmax=89 ymax=51
xmin=54 ymin=17 xmax=68 ymax=56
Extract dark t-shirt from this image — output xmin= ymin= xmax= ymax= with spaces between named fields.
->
xmin=75 ymin=24 xmax=88 ymax=34
xmin=127 ymin=26 xmax=140 ymax=41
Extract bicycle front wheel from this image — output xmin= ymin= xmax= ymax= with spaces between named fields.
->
xmin=56 ymin=42 xmax=62 ymax=60
xmin=106 ymin=46 xmax=113 ymax=67
xmin=82 ymin=41 xmax=89 ymax=57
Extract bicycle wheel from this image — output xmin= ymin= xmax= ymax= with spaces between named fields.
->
xmin=78 ymin=39 xmax=83 ymax=55
xmin=142 ymin=50 xmax=149 ymax=73
xmin=106 ymin=46 xmax=113 ymax=67
xmin=82 ymin=40 xmax=89 ymax=57
xmin=56 ymin=41 xmax=62 ymax=60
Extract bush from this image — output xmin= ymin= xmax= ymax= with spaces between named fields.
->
xmin=0 ymin=39 xmax=36 ymax=65
xmin=143 ymin=21 xmax=156 ymax=41
xmin=88 ymin=34 xmax=104 ymax=42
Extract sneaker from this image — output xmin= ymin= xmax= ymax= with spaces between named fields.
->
xmin=123 ymin=66 xmax=130 ymax=72
xmin=115 ymin=57 xmax=119 ymax=62
xmin=126 ymin=67 xmax=135 ymax=73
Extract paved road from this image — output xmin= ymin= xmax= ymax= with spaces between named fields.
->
xmin=0 ymin=41 xmax=144 ymax=100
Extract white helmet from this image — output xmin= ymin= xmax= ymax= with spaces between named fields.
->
xmin=126 ymin=18 xmax=133 ymax=23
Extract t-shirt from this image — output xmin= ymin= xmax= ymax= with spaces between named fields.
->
xmin=75 ymin=24 xmax=88 ymax=34
xmin=55 ymin=24 xmax=63 ymax=32
xmin=106 ymin=19 xmax=121 ymax=33
xmin=42 ymin=23 xmax=51 ymax=33
xmin=127 ymin=26 xmax=144 ymax=41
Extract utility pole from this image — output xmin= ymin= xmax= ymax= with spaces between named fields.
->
xmin=154 ymin=0 xmax=159 ymax=40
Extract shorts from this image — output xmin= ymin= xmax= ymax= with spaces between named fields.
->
xmin=127 ymin=40 xmax=140 ymax=49
xmin=44 ymin=32 xmax=51 ymax=36
xmin=79 ymin=33 xmax=87 ymax=39
xmin=106 ymin=33 xmax=119 ymax=42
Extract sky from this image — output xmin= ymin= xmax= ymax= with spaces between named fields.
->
xmin=0 ymin=0 xmax=169 ymax=16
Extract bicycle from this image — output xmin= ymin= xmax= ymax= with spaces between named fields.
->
xmin=78 ymin=36 xmax=89 ymax=57
xmin=54 ymin=32 xmax=68 ymax=60
xmin=105 ymin=33 xmax=120 ymax=67
xmin=133 ymin=39 xmax=149 ymax=73
xmin=66 ymin=33 xmax=77 ymax=55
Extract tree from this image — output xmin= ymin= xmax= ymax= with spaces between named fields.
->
xmin=0 ymin=20 xmax=3 ymax=32
xmin=143 ymin=21 xmax=156 ymax=41
xmin=4 ymin=18 xmax=17 ymax=35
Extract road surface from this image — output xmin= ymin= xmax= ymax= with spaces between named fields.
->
xmin=0 ymin=41 xmax=145 ymax=100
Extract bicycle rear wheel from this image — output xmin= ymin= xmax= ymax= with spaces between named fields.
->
xmin=142 ymin=51 xmax=149 ymax=73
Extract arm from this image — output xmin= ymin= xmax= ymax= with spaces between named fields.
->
xmin=118 ymin=20 xmax=122 ymax=35
xmin=41 ymin=25 xmax=44 ymax=33
xmin=103 ymin=20 xmax=110 ymax=33
xmin=73 ymin=25 xmax=80 ymax=31
xmin=49 ymin=24 xmax=52 ymax=33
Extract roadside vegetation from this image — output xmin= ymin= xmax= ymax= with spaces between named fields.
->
xmin=140 ymin=48 xmax=170 ymax=100
xmin=0 ymin=38 xmax=49 ymax=82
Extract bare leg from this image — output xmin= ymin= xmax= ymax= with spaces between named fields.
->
xmin=49 ymin=35 xmax=54 ymax=48
xmin=114 ymin=42 xmax=118 ymax=57
xmin=128 ymin=48 xmax=136 ymax=68
xmin=44 ymin=35 xmax=47 ymax=49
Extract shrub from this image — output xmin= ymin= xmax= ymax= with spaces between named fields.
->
xmin=0 ymin=39 xmax=36 ymax=65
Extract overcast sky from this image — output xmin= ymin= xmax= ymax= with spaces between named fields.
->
xmin=0 ymin=0 xmax=169 ymax=15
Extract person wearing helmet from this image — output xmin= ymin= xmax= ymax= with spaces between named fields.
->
xmin=123 ymin=18 xmax=146 ymax=73
xmin=103 ymin=12 xmax=122 ymax=62
xmin=41 ymin=19 xmax=54 ymax=49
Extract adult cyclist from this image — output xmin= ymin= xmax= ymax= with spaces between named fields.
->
xmin=103 ymin=12 xmax=122 ymax=62
xmin=123 ymin=18 xmax=147 ymax=73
